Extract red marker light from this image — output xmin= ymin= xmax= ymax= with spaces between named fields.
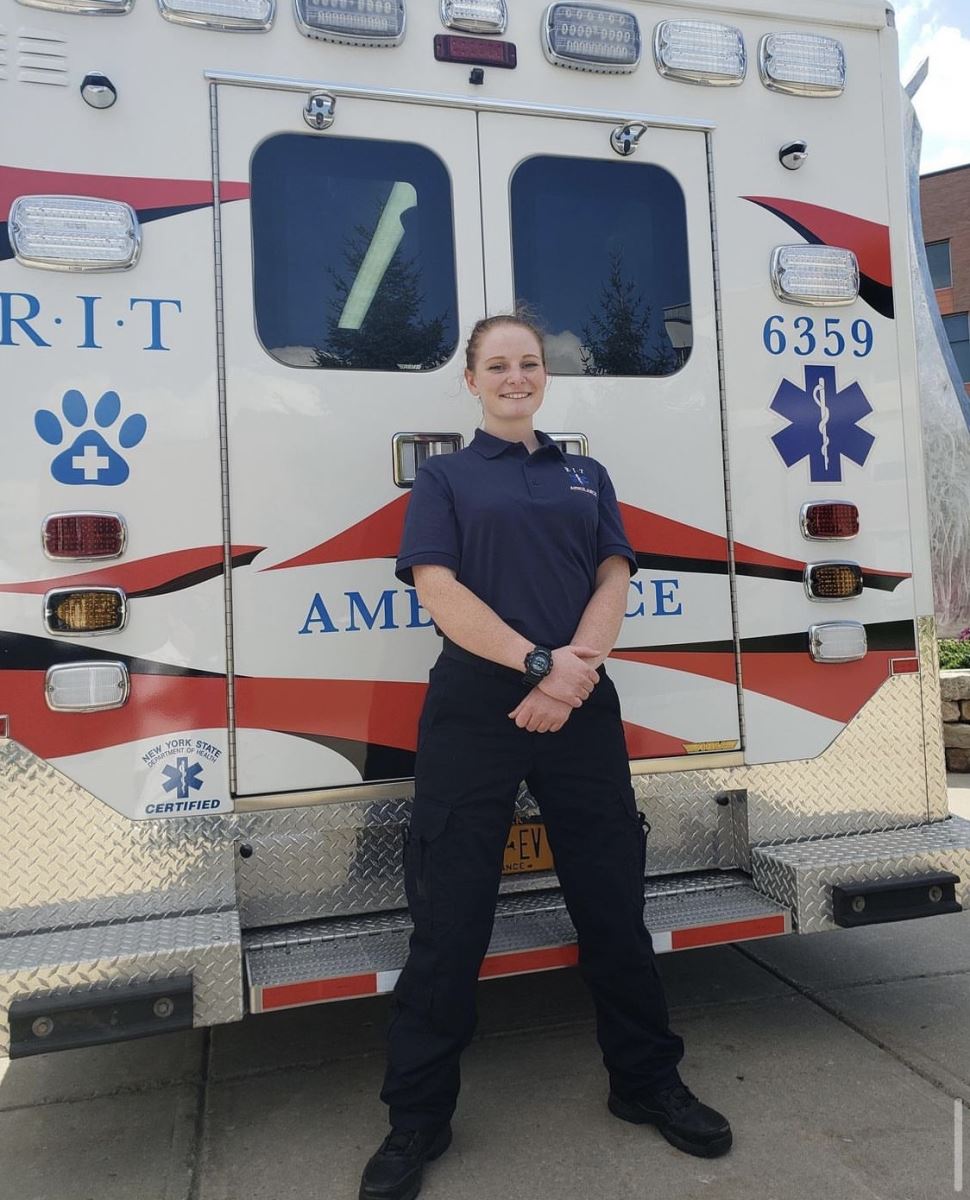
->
xmin=43 ymin=513 xmax=126 ymax=560
xmin=434 ymin=34 xmax=517 ymax=68
xmin=800 ymin=502 xmax=859 ymax=540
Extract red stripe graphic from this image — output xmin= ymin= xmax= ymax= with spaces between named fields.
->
xmin=264 ymin=496 xmax=409 ymax=572
xmin=234 ymin=676 xmax=428 ymax=752
xmin=3 ymin=670 xmax=225 ymax=759
xmin=621 ymin=721 xmax=692 ymax=759
xmin=671 ymin=914 xmax=787 ymax=949
xmin=261 ymin=975 xmax=378 ymax=1010
xmin=613 ymin=647 xmax=911 ymax=724
xmin=1 ymin=164 xmax=249 ymax=215
xmin=0 ymin=546 xmax=263 ymax=596
xmin=612 ymin=649 xmax=738 ymax=687
xmin=744 ymin=196 xmax=892 ymax=288
xmin=478 ymin=945 xmax=580 ymax=977
xmin=740 ymin=650 xmax=906 ymax=723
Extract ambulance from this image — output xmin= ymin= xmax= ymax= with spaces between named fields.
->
xmin=3 ymin=0 xmax=970 ymax=1060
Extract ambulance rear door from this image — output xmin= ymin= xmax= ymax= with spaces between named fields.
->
xmin=215 ymin=84 xmax=485 ymax=796
xmin=478 ymin=113 xmax=742 ymax=765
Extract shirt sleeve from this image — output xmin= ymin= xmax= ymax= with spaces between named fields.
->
xmin=395 ymin=462 xmax=461 ymax=586
xmin=596 ymin=465 xmax=638 ymax=577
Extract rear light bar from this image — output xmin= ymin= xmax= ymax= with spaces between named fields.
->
xmin=43 ymin=513 xmax=127 ymax=560
xmin=157 ymin=0 xmax=275 ymax=31
xmin=44 ymin=587 xmax=128 ymax=635
xmin=542 ymin=3 xmax=642 ymax=74
xmin=653 ymin=20 xmax=746 ymax=86
xmin=771 ymin=246 xmax=859 ymax=306
xmin=8 ymin=196 xmax=141 ymax=272
xmin=800 ymin=502 xmax=859 ymax=541
xmin=804 ymin=562 xmax=863 ymax=601
xmin=45 ymin=663 xmax=130 ymax=712
xmin=440 ymin=0 xmax=506 ymax=34
xmin=809 ymin=622 xmax=867 ymax=663
xmin=759 ymin=32 xmax=846 ymax=97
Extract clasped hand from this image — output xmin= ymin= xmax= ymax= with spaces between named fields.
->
xmin=507 ymin=644 xmax=600 ymax=733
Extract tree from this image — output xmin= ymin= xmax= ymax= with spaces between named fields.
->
xmin=581 ymin=252 xmax=678 ymax=377
xmin=314 ymin=214 xmax=450 ymax=372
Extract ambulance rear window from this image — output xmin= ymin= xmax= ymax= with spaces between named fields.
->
xmin=511 ymin=156 xmax=691 ymax=376
xmin=251 ymin=134 xmax=459 ymax=372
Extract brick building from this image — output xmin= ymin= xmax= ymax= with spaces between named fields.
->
xmin=920 ymin=162 xmax=970 ymax=396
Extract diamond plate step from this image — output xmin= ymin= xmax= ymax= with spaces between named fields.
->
xmin=244 ymin=870 xmax=790 ymax=1013
xmin=751 ymin=814 xmax=970 ymax=933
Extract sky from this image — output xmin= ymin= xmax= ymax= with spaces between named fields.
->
xmin=896 ymin=0 xmax=970 ymax=173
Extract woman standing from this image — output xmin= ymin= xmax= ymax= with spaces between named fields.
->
xmin=360 ymin=315 xmax=731 ymax=1200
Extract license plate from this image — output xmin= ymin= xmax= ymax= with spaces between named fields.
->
xmin=503 ymin=819 xmax=554 ymax=874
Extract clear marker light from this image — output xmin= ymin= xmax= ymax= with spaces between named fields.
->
xmin=543 ymin=4 xmax=641 ymax=73
xmin=653 ymin=20 xmax=745 ymax=86
xmin=46 ymin=663 xmax=130 ymax=712
xmin=440 ymin=0 xmax=506 ymax=34
xmin=157 ymin=0 xmax=275 ymax=30
xmin=771 ymin=245 xmax=859 ymax=306
xmin=759 ymin=32 xmax=846 ymax=97
xmin=15 ymin=0 xmax=130 ymax=13
xmin=809 ymin=622 xmax=867 ymax=663
xmin=8 ymin=196 xmax=140 ymax=271
xmin=295 ymin=0 xmax=406 ymax=45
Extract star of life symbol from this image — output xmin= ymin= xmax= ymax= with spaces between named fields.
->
xmin=770 ymin=365 xmax=875 ymax=483
xmin=563 ymin=463 xmax=592 ymax=488
xmin=161 ymin=756 xmax=204 ymax=800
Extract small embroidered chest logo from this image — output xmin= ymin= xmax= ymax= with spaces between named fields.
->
xmin=563 ymin=463 xmax=597 ymax=497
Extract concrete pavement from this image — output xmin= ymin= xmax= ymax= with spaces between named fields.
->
xmin=2 ymin=782 xmax=969 ymax=1200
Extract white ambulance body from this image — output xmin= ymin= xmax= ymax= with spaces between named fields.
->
xmin=2 ymin=0 xmax=970 ymax=1058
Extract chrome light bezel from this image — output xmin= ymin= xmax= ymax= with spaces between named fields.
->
xmin=42 ymin=511 xmax=129 ymax=562
xmin=157 ymin=0 xmax=275 ymax=31
xmin=759 ymin=32 xmax=846 ymax=98
xmin=770 ymin=245 xmax=859 ymax=307
xmin=44 ymin=587 xmax=129 ymax=636
xmin=653 ymin=20 xmax=746 ymax=87
xmin=803 ymin=562 xmax=864 ymax=603
xmin=799 ymin=502 xmax=860 ymax=542
xmin=8 ymin=195 xmax=142 ymax=272
xmin=439 ymin=0 xmax=506 ymax=34
xmin=808 ymin=622 xmax=867 ymax=663
xmin=45 ymin=662 xmax=131 ymax=712
xmin=294 ymin=0 xmax=406 ymax=47
xmin=542 ymin=3 xmax=642 ymax=75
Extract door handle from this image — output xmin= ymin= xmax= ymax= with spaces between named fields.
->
xmin=393 ymin=433 xmax=463 ymax=486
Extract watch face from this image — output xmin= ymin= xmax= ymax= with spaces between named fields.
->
xmin=529 ymin=649 xmax=552 ymax=674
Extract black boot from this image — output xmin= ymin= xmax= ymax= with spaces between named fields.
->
xmin=608 ymin=1083 xmax=732 ymax=1158
xmin=359 ymin=1124 xmax=453 ymax=1200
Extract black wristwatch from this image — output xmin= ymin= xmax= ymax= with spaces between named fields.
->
xmin=523 ymin=645 xmax=553 ymax=687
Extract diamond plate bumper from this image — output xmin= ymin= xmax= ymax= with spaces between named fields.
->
xmin=751 ymin=815 xmax=970 ymax=932
xmin=0 ymin=910 xmax=243 ymax=1057
xmin=244 ymin=872 xmax=792 ymax=1013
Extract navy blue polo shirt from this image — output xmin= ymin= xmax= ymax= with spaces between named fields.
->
xmin=395 ymin=428 xmax=638 ymax=649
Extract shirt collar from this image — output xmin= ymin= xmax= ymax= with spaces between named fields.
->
xmin=469 ymin=428 xmax=565 ymax=459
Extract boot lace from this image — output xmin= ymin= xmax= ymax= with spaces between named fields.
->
xmin=380 ymin=1130 xmax=421 ymax=1157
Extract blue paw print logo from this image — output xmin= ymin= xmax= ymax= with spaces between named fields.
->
xmin=34 ymin=389 xmax=147 ymax=486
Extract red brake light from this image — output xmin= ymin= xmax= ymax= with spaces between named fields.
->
xmin=800 ymin=502 xmax=859 ymax=540
xmin=434 ymin=34 xmax=517 ymax=68
xmin=43 ymin=513 xmax=126 ymax=560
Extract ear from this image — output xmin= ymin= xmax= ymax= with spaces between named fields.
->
xmin=463 ymin=368 xmax=478 ymax=395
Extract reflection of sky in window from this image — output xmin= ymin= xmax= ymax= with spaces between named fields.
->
xmin=511 ymin=157 xmax=691 ymax=374
xmin=251 ymin=135 xmax=458 ymax=364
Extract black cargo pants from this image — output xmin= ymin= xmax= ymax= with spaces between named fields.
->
xmin=380 ymin=651 xmax=685 ymax=1130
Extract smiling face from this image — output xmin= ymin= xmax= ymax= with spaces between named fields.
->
xmin=464 ymin=322 xmax=547 ymax=431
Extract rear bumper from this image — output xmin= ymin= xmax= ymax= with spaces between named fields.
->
xmin=752 ymin=815 xmax=970 ymax=932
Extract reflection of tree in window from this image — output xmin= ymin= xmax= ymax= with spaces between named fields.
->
xmin=580 ymin=253 xmax=679 ymax=377
xmin=317 ymin=183 xmax=450 ymax=372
